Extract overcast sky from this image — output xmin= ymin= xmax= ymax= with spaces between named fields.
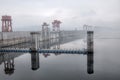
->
xmin=0 ymin=0 xmax=120 ymax=31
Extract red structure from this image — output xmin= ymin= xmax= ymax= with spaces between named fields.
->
xmin=1 ymin=15 xmax=12 ymax=32
xmin=52 ymin=20 xmax=61 ymax=31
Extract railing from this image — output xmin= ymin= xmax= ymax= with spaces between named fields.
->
xmin=0 ymin=48 xmax=87 ymax=54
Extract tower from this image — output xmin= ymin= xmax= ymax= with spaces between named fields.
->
xmin=52 ymin=20 xmax=61 ymax=32
xmin=41 ymin=22 xmax=50 ymax=42
xmin=1 ymin=15 xmax=12 ymax=32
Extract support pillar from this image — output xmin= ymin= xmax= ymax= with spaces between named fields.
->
xmin=87 ymin=31 xmax=94 ymax=53
xmin=87 ymin=31 xmax=94 ymax=74
xmin=31 ymin=52 xmax=40 ymax=70
xmin=30 ymin=32 xmax=40 ymax=52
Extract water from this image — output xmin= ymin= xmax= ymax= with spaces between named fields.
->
xmin=0 ymin=33 xmax=120 ymax=80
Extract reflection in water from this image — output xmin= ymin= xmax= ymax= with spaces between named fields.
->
xmin=0 ymin=53 xmax=23 ymax=75
xmin=31 ymin=52 xmax=40 ymax=70
xmin=87 ymin=52 xmax=94 ymax=74
xmin=4 ymin=59 xmax=14 ymax=75
xmin=42 ymin=40 xmax=50 ymax=49
xmin=52 ymin=38 xmax=60 ymax=49
xmin=41 ymin=36 xmax=61 ymax=57
xmin=43 ymin=53 xmax=50 ymax=58
xmin=87 ymin=31 xmax=94 ymax=74
xmin=0 ymin=32 xmax=94 ymax=76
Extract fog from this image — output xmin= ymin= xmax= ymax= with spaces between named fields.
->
xmin=0 ymin=0 xmax=120 ymax=31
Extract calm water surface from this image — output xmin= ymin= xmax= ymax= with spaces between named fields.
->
xmin=0 ymin=37 xmax=120 ymax=80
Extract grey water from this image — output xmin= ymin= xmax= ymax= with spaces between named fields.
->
xmin=0 ymin=32 xmax=120 ymax=80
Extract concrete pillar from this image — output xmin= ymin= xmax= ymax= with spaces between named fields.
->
xmin=10 ymin=20 xmax=12 ymax=31
xmin=87 ymin=31 xmax=94 ymax=74
xmin=30 ymin=32 xmax=40 ymax=52
xmin=0 ymin=32 xmax=3 ymax=42
xmin=5 ymin=21 xmax=6 ymax=31
xmin=35 ymin=35 xmax=38 ymax=49
xmin=2 ymin=21 xmax=4 ymax=31
xmin=42 ymin=27 xmax=45 ymax=41
xmin=31 ymin=52 xmax=40 ymax=70
xmin=87 ymin=31 xmax=94 ymax=53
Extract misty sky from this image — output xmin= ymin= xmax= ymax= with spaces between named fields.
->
xmin=0 ymin=0 xmax=120 ymax=31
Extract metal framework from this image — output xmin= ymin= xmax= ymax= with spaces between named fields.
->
xmin=1 ymin=15 xmax=12 ymax=32
xmin=52 ymin=20 xmax=61 ymax=31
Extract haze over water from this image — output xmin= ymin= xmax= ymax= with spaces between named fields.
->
xmin=0 ymin=0 xmax=120 ymax=80
xmin=0 ymin=31 xmax=120 ymax=80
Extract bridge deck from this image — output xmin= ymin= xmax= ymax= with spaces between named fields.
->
xmin=0 ymin=48 xmax=87 ymax=54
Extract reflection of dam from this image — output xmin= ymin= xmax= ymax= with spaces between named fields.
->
xmin=30 ymin=31 xmax=94 ymax=74
xmin=0 ymin=53 xmax=24 ymax=65
xmin=0 ymin=52 xmax=24 ymax=75
xmin=0 ymin=31 xmax=94 ymax=75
